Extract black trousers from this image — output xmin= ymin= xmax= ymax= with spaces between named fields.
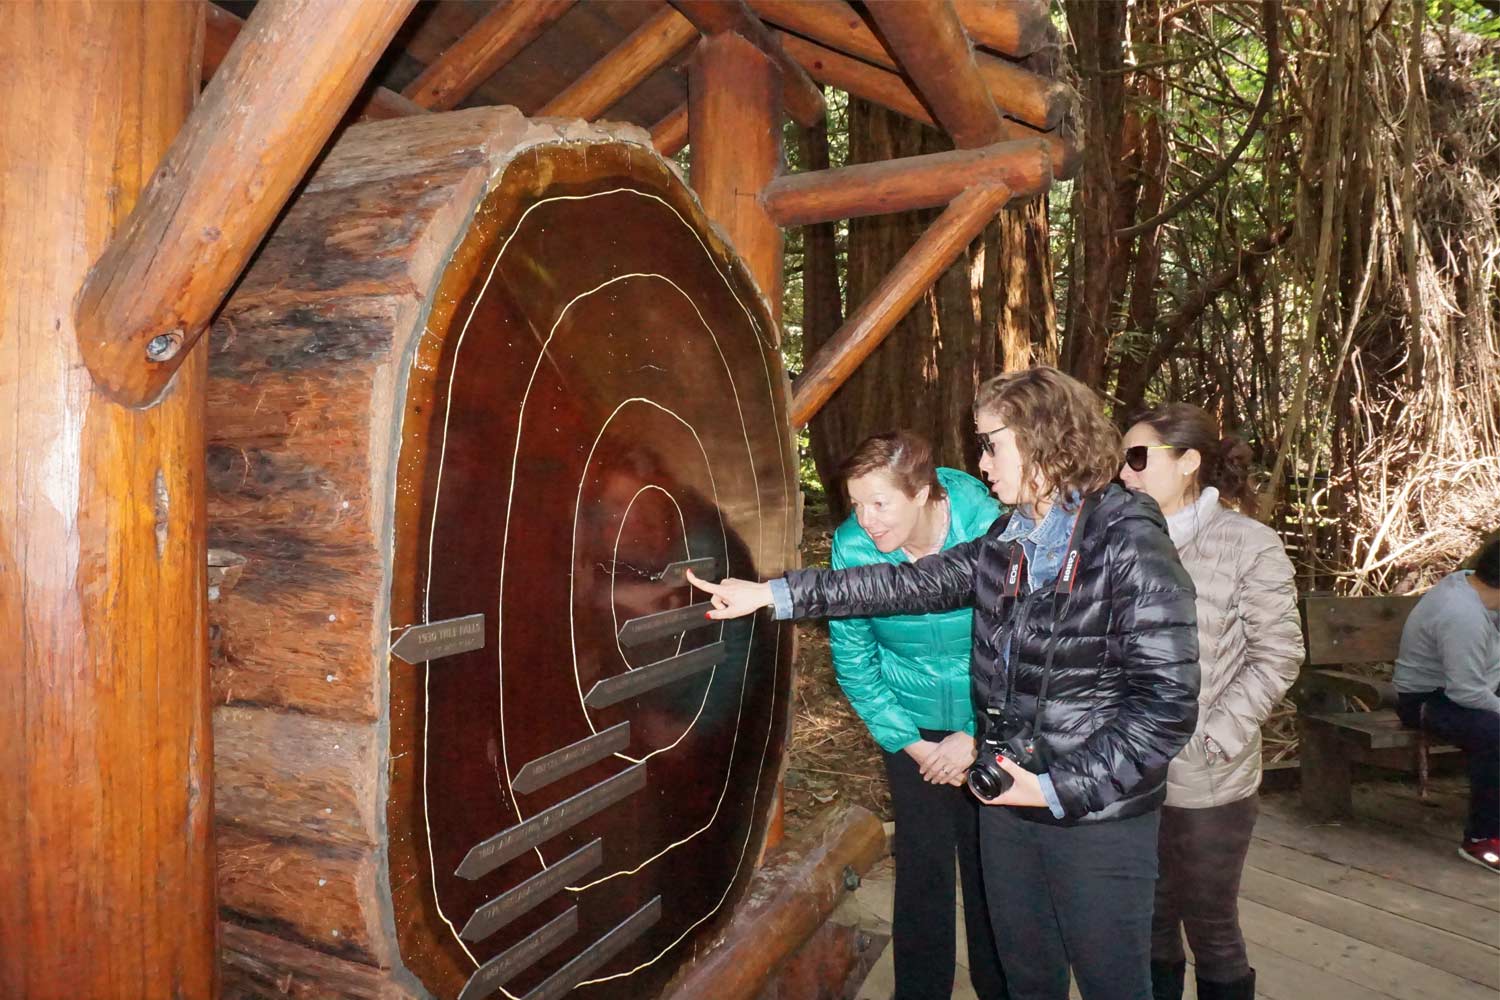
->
xmin=883 ymin=731 xmax=1008 ymax=1000
xmin=1150 ymin=795 xmax=1258 ymax=982
xmin=1397 ymin=691 xmax=1500 ymax=841
xmin=979 ymin=805 xmax=1159 ymax=1000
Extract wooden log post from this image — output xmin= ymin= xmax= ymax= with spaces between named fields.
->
xmin=790 ymin=183 xmax=1013 ymax=427
xmin=402 ymin=0 xmax=576 ymax=111
xmin=762 ymin=138 xmax=1050 ymax=226
xmin=0 ymin=3 xmax=215 ymax=996
xmin=751 ymin=0 xmax=1066 ymax=130
xmin=669 ymin=0 xmax=825 ymax=126
xmin=74 ymin=0 xmax=418 ymax=409
xmin=540 ymin=4 xmax=700 ymax=119
xmin=689 ymin=31 xmax=787 ymax=330
xmin=655 ymin=804 xmax=888 ymax=1000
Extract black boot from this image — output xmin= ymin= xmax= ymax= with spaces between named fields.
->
xmin=1150 ymin=960 xmax=1186 ymax=1000
xmin=1196 ymin=969 xmax=1256 ymax=1000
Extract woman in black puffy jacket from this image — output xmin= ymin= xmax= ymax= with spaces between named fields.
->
xmin=690 ymin=367 xmax=1200 ymax=1000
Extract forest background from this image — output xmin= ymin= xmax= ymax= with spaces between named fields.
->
xmin=763 ymin=0 xmax=1500 ymax=819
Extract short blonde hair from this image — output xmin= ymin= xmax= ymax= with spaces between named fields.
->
xmin=973 ymin=366 xmax=1120 ymax=502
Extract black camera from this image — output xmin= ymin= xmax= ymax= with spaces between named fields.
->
xmin=967 ymin=707 xmax=1044 ymax=799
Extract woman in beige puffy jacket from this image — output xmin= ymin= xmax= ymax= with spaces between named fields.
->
xmin=1120 ymin=403 xmax=1304 ymax=1000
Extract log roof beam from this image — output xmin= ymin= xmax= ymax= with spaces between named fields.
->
xmin=762 ymin=138 xmax=1049 ymax=226
xmin=790 ymin=182 xmax=1013 ymax=427
xmin=952 ymin=0 xmax=1056 ymax=58
xmin=75 ymin=0 xmax=419 ymax=406
xmin=669 ymin=0 xmax=825 ymax=126
xmin=864 ymin=0 xmax=1005 ymax=148
xmin=776 ymin=31 xmax=1080 ymax=179
xmin=539 ymin=4 xmax=699 ymax=120
xmin=751 ymin=0 xmax=1066 ymax=130
xmin=650 ymin=103 xmax=690 ymax=157
xmin=402 ymin=0 xmax=576 ymax=111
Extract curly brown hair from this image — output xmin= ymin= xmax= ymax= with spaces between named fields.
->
xmin=973 ymin=366 xmax=1121 ymax=503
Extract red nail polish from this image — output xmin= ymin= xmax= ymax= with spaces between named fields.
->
xmin=704 ymin=612 xmax=713 ymax=619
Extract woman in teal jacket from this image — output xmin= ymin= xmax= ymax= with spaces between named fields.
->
xmin=830 ymin=431 xmax=1007 ymax=1000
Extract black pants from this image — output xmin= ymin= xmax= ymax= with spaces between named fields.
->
xmin=979 ymin=805 xmax=1159 ymax=1000
xmin=883 ymin=732 xmax=1008 ymax=1000
xmin=1150 ymin=796 xmax=1258 ymax=982
xmin=1397 ymin=691 xmax=1500 ymax=841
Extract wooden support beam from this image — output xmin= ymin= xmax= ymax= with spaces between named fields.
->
xmin=1 ymin=2 xmax=214 ymax=994
xmin=864 ymin=0 xmax=1005 ymax=147
xmin=651 ymin=103 xmax=690 ymax=157
xmin=402 ymin=0 xmax=575 ymax=111
xmin=689 ymin=31 xmax=786 ymax=331
xmin=752 ymin=0 xmax=1066 ymax=129
xmin=953 ymin=0 xmax=1056 ymax=57
xmin=777 ymin=30 xmax=1081 ymax=179
xmin=656 ymin=804 xmax=887 ymax=1000
xmin=762 ymin=138 xmax=1048 ymax=226
xmin=204 ymin=1 xmax=420 ymax=122
xmin=669 ymin=0 xmax=825 ymax=126
xmin=75 ymin=0 xmax=417 ymax=407
xmin=540 ymin=4 xmax=699 ymax=120
xmin=791 ymin=183 xmax=1012 ymax=426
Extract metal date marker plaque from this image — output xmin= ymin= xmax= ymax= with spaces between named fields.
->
xmin=391 ymin=613 xmax=485 ymax=664
xmin=457 ymin=906 xmax=578 ymax=1000
xmin=616 ymin=601 xmax=717 ymax=647
xmin=460 ymin=839 xmax=603 ymax=942
xmin=456 ymin=764 xmax=647 ymax=880
xmin=654 ymin=557 xmax=718 ymax=586
xmin=512 ymin=723 xmax=630 ymax=795
xmin=585 ymin=642 xmax=725 ymax=709
xmin=521 ymin=897 xmax=663 ymax=1000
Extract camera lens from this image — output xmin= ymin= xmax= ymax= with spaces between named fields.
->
xmin=966 ymin=760 xmax=1013 ymax=799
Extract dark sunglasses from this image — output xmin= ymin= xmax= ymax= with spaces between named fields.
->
xmin=975 ymin=426 xmax=1006 ymax=457
xmin=1123 ymin=444 xmax=1178 ymax=472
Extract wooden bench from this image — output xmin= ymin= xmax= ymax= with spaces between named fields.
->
xmin=1293 ymin=594 xmax=1447 ymax=819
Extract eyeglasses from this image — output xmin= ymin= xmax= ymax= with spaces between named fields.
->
xmin=1123 ymin=444 xmax=1178 ymax=472
xmin=975 ymin=426 xmax=1006 ymax=457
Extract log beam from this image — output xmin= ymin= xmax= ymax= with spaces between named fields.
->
xmin=864 ymin=0 xmax=1005 ymax=147
xmin=77 ymin=0 xmax=418 ymax=408
xmin=777 ymin=31 xmax=1081 ymax=178
xmin=540 ymin=4 xmax=699 ymax=120
xmin=762 ymin=138 xmax=1049 ymax=226
xmin=0 ymin=2 xmax=214 ymax=994
xmin=656 ymin=804 xmax=887 ymax=1000
xmin=669 ymin=0 xmax=825 ymax=126
xmin=402 ymin=0 xmax=575 ymax=111
xmin=752 ymin=0 xmax=1066 ymax=129
xmin=791 ymin=183 xmax=1012 ymax=426
xmin=204 ymin=1 xmax=421 ymax=122
xmin=689 ymin=31 xmax=786 ymax=331
xmin=651 ymin=103 xmax=690 ymax=157
xmin=953 ymin=0 xmax=1056 ymax=57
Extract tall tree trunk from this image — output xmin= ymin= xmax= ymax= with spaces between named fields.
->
xmin=799 ymin=119 xmax=847 ymax=506
xmin=1061 ymin=0 xmax=1128 ymax=390
xmin=804 ymin=99 xmax=1053 ymax=500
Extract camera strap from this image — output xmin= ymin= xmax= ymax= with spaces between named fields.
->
xmin=999 ymin=490 xmax=1103 ymax=746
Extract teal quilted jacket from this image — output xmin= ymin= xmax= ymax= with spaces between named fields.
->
xmin=828 ymin=467 xmax=1002 ymax=752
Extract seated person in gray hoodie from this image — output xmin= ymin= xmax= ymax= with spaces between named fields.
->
xmin=1394 ymin=537 xmax=1500 ymax=872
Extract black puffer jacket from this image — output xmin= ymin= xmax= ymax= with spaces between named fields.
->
xmin=784 ymin=484 xmax=1199 ymax=824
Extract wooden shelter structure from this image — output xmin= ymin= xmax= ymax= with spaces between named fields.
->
xmin=0 ymin=2 xmax=1075 ymax=998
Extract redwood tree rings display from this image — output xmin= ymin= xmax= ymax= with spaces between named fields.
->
xmin=207 ymin=107 xmax=796 ymax=999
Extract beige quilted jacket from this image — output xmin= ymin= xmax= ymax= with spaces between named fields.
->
xmin=1164 ymin=491 xmax=1304 ymax=808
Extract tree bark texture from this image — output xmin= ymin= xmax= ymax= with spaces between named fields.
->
xmin=803 ymin=99 xmax=1052 ymax=509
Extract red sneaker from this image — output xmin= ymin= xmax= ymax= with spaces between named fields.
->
xmin=1458 ymin=838 xmax=1500 ymax=873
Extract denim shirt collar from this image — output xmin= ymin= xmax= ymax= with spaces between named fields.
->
xmin=998 ymin=492 xmax=1081 ymax=591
